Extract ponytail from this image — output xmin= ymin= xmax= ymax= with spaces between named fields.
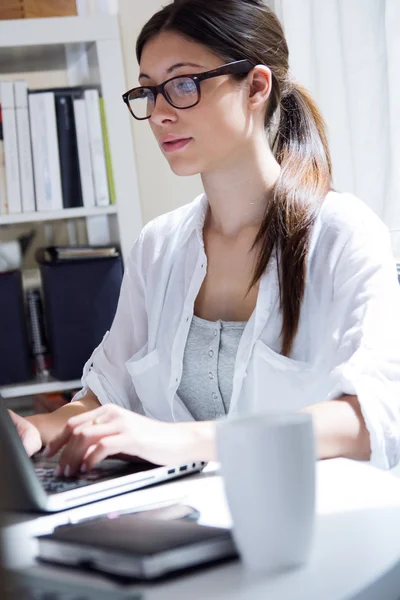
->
xmin=250 ymin=82 xmax=332 ymax=356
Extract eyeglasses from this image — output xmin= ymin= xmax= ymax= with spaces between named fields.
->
xmin=122 ymin=59 xmax=255 ymax=121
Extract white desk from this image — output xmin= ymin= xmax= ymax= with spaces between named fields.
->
xmin=3 ymin=458 xmax=400 ymax=600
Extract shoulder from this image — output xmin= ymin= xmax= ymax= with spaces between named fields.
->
xmin=308 ymin=190 xmax=394 ymax=286
xmin=311 ymin=190 xmax=391 ymax=263
xmin=317 ymin=190 xmax=389 ymax=245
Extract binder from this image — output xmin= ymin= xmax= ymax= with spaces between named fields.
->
xmin=0 ymin=81 xmax=22 ymax=214
xmin=84 ymin=88 xmax=110 ymax=206
xmin=73 ymin=97 xmax=96 ymax=208
xmin=54 ymin=91 xmax=83 ymax=209
xmin=14 ymin=80 xmax=36 ymax=213
xmin=99 ymin=96 xmax=116 ymax=205
xmin=37 ymin=248 xmax=123 ymax=380
xmin=0 ymin=270 xmax=31 ymax=386
xmin=28 ymin=91 xmax=63 ymax=211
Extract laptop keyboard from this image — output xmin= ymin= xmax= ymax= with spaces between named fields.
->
xmin=32 ymin=454 xmax=152 ymax=495
xmin=34 ymin=464 xmax=107 ymax=494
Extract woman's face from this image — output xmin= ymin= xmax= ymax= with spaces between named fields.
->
xmin=138 ymin=31 xmax=256 ymax=176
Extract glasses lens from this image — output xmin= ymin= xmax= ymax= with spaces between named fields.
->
xmin=128 ymin=87 xmax=154 ymax=119
xmin=165 ymin=77 xmax=198 ymax=108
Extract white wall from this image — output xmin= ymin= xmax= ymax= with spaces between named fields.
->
xmin=117 ymin=0 xmax=202 ymax=225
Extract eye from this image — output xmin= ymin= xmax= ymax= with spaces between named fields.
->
xmin=172 ymin=78 xmax=197 ymax=95
xmin=178 ymin=80 xmax=193 ymax=91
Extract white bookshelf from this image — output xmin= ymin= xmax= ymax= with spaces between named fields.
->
xmin=0 ymin=205 xmax=117 ymax=225
xmin=0 ymin=15 xmax=143 ymax=398
xmin=0 ymin=376 xmax=82 ymax=399
xmin=0 ymin=14 xmax=143 ymax=260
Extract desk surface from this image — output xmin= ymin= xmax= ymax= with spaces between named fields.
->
xmin=4 ymin=458 xmax=400 ymax=600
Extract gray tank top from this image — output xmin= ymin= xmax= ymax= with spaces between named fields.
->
xmin=177 ymin=315 xmax=246 ymax=420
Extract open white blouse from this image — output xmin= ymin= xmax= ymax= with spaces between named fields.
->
xmin=73 ymin=191 xmax=400 ymax=470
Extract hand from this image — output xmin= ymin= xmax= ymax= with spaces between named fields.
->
xmin=43 ymin=404 xmax=195 ymax=477
xmin=8 ymin=409 xmax=42 ymax=457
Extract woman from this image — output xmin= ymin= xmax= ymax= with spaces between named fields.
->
xmin=11 ymin=0 xmax=400 ymax=475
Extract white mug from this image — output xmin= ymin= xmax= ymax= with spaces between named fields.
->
xmin=216 ymin=411 xmax=316 ymax=573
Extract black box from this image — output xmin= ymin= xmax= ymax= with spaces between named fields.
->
xmin=0 ymin=270 xmax=32 ymax=386
xmin=37 ymin=251 xmax=123 ymax=381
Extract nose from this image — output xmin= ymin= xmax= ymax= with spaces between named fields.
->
xmin=150 ymin=92 xmax=178 ymax=125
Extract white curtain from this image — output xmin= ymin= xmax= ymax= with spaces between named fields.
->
xmin=268 ymin=0 xmax=400 ymax=258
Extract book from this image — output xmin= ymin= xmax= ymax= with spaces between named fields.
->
xmin=73 ymin=97 xmax=96 ymax=208
xmin=14 ymin=80 xmax=36 ymax=213
xmin=84 ymin=88 xmax=110 ymax=206
xmin=37 ymin=511 xmax=235 ymax=580
xmin=0 ymin=105 xmax=7 ymax=215
xmin=54 ymin=91 xmax=84 ymax=209
xmin=0 ymin=81 xmax=22 ymax=214
xmin=43 ymin=245 xmax=120 ymax=262
xmin=99 ymin=97 xmax=116 ymax=205
xmin=28 ymin=91 xmax=63 ymax=211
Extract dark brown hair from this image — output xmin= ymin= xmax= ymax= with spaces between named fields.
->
xmin=136 ymin=0 xmax=332 ymax=356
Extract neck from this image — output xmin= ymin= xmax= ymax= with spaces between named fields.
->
xmin=201 ymin=135 xmax=281 ymax=237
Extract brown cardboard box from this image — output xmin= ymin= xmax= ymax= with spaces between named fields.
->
xmin=0 ymin=0 xmax=77 ymax=19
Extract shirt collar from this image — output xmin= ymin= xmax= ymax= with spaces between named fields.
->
xmin=177 ymin=192 xmax=209 ymax=250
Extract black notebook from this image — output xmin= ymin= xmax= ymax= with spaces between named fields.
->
xmin=37 ymin=505 xmax=237 ymax=580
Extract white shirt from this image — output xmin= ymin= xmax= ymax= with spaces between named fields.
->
xmin=74 ymin=191 xmax=400 ymax=470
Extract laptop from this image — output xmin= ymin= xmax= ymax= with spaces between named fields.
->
xmin=0 ymin=400 xmax=206 ymax=513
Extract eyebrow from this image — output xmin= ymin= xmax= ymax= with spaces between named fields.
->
xmin=139 ymin=62 xmax=206 ymax=82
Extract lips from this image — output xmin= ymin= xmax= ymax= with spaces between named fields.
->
xmin=159 ymin=134 xmax=191 ymax=144
xmin=164 ymin=137 xmax=190 ymax=143
xmin=161 ymin=137 xmax=192 ymax=153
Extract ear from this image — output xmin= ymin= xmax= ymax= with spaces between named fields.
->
xmin=247 ymin=65 xmax=273 ymax=111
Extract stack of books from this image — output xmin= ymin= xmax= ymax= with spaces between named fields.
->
xmin=0 ymin=81 xmax=115 ymax=216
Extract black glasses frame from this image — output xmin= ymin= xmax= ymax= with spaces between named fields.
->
xmin=122 ymin=59 xmax=255 ymax=121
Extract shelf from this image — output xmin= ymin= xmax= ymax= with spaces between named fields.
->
xmin=0 ymin=15 xmax=119 ymax=48
xmin=0 ymin=205 xmax=117 ymax=225
xmin=0 ymin=375 xmax=82 ymax=399
xmin=0 ymin=15 xmax=119 ymax=73
xmin=0 ymin=43 xmax=74 ymax=74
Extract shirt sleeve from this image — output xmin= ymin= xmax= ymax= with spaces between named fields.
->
xmin=327 ymin=210 xmax=400 ymax=469
xmin=72 ymin=236 xmax=147 ymax=414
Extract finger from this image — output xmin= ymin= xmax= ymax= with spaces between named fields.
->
xmin=7 ymin=409 xmax=17 ymax=423
xmin=65 ymin=404 xmax=119 ymax=429
xmin=45 ymin=407 xmax=111 ymax=458
xmin=82 ymin=443 xmax=98 ymax=464
xmin=57 ymin=423 xmax=119 ymax=477
xmin=82 ymin=435 xmax=130 ymax=473
xmin=44 ymin=419 xmax=78 ymax=458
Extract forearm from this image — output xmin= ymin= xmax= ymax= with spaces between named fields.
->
xmin=165 ymin=395 xmax=371 ymax=465
xmin=302 ymin=395 xmax=371 ymax=461
xmin=176 ymin=394 xmax=372 ymax=464
xmin=27 ymin=389 xmax=101 ymax=447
